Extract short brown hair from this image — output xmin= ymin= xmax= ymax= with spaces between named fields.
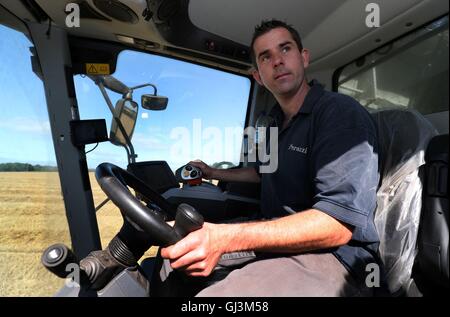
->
xmin=250 ymin=19 xmax=303 ymax=68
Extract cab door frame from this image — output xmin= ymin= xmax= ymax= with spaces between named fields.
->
xmin=27 ymin=21 xmax=102 ymax=258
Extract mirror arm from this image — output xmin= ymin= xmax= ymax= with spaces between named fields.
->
xmin=122 ymin=144 xmax=137 ymax=165
xmin=97 ymin=80 xmax=116 ymax=115
xmin=129 ymin=83 xmax=157 ymax=95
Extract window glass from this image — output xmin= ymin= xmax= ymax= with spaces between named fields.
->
xmin=75 ymin=50 xmax=251 ymax=170
xmin=74 ymin=50 xmax=251 ymax=254
xmin=0 ymin=25 xmax=70 ymax=296
xmin=338 ymin=16 xmax=449 ymax=115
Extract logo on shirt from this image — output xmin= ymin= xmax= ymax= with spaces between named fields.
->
xmin=288 ymin=144 xmax=308 ymax=154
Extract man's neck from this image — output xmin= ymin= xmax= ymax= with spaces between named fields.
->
xmin=277 ymin=80 xmax=311 ymax=122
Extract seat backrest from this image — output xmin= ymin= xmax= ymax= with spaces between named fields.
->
xmin=417 ymin=134 xmax=449 ymax=289
xmin=371 ymin=109 xmax=438 ymax=294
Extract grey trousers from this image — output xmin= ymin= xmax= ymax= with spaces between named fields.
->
xmin=150 ymin=252 xmax=373 ymax=297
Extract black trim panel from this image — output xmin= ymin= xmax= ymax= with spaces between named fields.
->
xmin=151 ymin=0 xmax=251 ymax=65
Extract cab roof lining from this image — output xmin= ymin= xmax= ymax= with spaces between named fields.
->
xmin=0 ymin=0 xmax=448 ymax=74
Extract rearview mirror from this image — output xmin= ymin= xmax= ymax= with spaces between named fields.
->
xmin=141 ymin=94 xmax=168 ymax=111
xmin=110 ymin=99 xmax=138 ymax=146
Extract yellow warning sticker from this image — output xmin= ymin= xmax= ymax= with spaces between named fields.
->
xmin=86 ymin=63 xmax=110 ymax=75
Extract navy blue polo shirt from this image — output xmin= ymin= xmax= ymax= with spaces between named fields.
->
xmin=257 ymin=80 xmax=381 ymax=282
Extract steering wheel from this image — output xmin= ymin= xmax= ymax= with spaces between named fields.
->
xmin=95 ymin=163 xmax=204 ymax=247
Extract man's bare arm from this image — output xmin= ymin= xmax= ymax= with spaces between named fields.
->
xmin=211 ymin=167 xmax=260 ymax=183
xmin=218 ymin=209 xmax=353 ymax=253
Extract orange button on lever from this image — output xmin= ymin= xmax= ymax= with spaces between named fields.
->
xmin=187 ymin=178 xmax=202 ymax=186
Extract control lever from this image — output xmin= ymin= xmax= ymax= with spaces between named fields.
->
xmin=41 ymin=243 xmax=78 ymax=278
xmin=173 ymin=203 xmax=204 ymax=239
xmin=176 ymin=164 xmax=203 ymax=186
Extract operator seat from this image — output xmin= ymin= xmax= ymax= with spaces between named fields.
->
xmin=415 ymin=133 xmax=449 ymax=294
xmin=371 ymin=109 xmax=439 ymax=295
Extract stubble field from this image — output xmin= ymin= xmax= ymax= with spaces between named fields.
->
xmin=0 ymin=171 xmax=157 ymax=296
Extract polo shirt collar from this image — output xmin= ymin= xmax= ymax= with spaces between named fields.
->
xmin=269 ymin=80 xmax=325 ymax=126
xmin=297 ymin=79 xmax=325 ymax=115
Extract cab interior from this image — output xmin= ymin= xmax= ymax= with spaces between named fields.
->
xmin=0 ymin=0 xmax=448 ymax=296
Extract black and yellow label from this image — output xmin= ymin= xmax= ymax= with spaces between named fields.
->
xmin=85 ymin=63 xmax=110 ymax=75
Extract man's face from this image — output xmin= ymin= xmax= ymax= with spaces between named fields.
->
xmin=252 ymin=27 xmax=310 ymax=98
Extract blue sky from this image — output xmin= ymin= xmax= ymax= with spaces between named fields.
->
xmin=0 ymin=25 xmax=251 ymax=170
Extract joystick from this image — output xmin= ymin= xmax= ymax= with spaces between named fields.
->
xmin=180 ymin=164 xmax=203 ymax=185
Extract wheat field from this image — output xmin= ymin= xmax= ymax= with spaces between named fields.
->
xmin=0 ymin=171 xmax=158 ymax=297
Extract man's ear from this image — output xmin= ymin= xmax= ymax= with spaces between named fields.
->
xmin=252 ymin=68 xmax=263 ymax=86
xmin=301 ymin=49 xmax=311 ymax=69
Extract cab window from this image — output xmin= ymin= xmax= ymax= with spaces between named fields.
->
xmin=0 ymin=24 xmax=70 ymax=296
xmin=337 ymin=16 xmax=449 ymax=118
xmin=74 ymin=50 xmax=251 ymax=170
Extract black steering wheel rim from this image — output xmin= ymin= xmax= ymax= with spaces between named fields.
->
xmin=95 ymin=162 xmax=181 ymax=246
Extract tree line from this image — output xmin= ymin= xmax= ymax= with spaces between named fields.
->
xmin=0 ymin=163 xmax=58 ymax=172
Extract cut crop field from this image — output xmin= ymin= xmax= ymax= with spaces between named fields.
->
xmin=0 ymin=172 xmax=157 ymax=296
